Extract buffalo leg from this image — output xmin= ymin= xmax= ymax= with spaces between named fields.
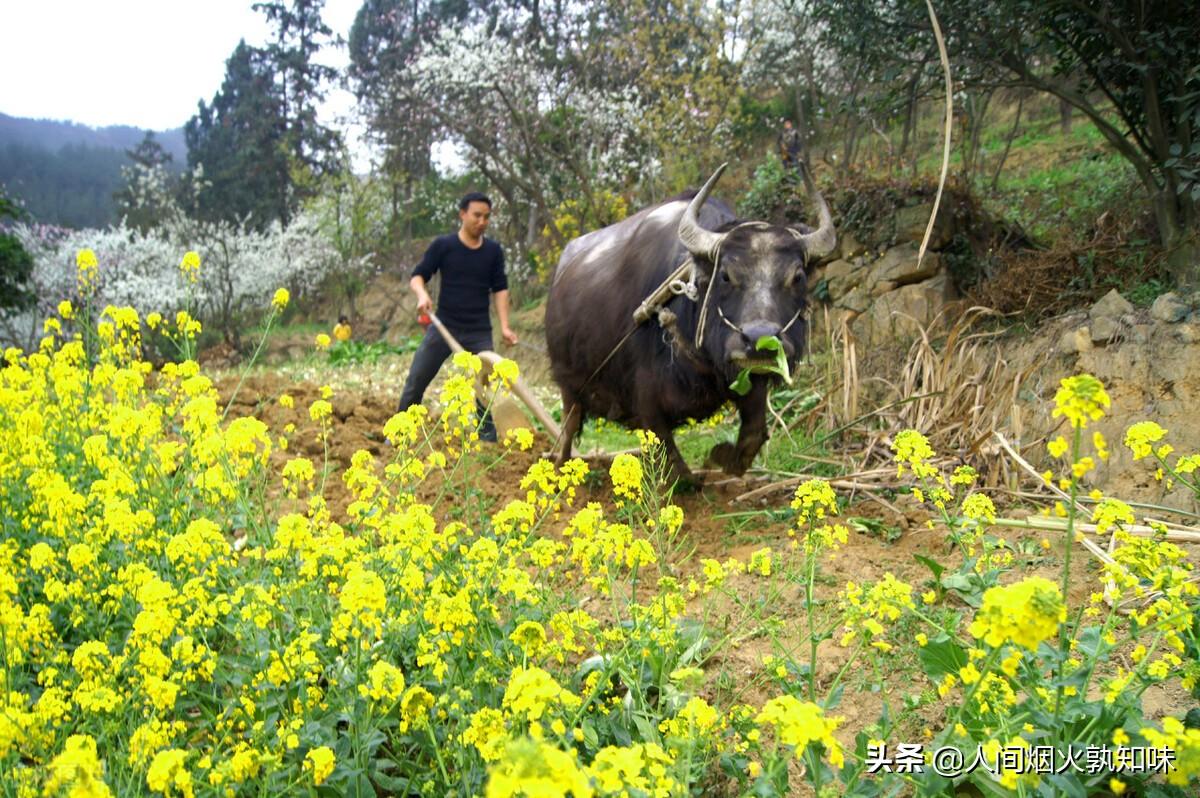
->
xmin=554 ymin=390 xmax=584 ymax=467
xmin=644 ymin=418 xmax=701 ymax=490
xmin=707 ymin=380 xmax=770 ymax=476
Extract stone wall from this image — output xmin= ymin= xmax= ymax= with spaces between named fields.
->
xmin=811 ymin=201 xmax=963 ymax=345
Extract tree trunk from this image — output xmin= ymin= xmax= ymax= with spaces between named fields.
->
xmin=1156 ymin=190 xmax=1200 ymax=288
xmin=1059 ymin=97 xmax=1072 ymax=136
xmin=991 ymin=93 xmax=1024 ymax=191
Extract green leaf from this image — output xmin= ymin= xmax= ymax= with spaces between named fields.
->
xmin=730 ymin=369 xmax=753 ymax=395
xmin=729 ymin=336 xmax=793 ymax=395
xmin=917 ymin=637 xmax=967 ymax=682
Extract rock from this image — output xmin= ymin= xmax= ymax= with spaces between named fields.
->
xmin=893 ymin=203 xmax=955 ymax=250
xmin=870 ymin=244 xmax=944 ymax=287
xmin=836 ymin=285 xmax=871 ymax=314
xmin=840 ymin=231 xmax=869 ymax=259
xmin=1058 ymin=327 xmax=1093 ymax=355
xmin=870 ymin=279 xmax=897 ymax=297
xmin=1176 ymin=323 xmax=1200 ymax=344
xmin=851 ymin=274 xmax=956 ymax=345
xmin=1130 ymin=324 xmax=1153 ymax=344
xmin=823 ymin=259 xmax=869 ymax=300
xmin=1090 ymin=316 xmax=1123 ymax=343
xmin=1089 ymin=288 xmax=1134 ymax=321
xmin=1150 ymin=291 xmax=1190 ymax=323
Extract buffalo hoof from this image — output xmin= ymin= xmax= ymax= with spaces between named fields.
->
xmin=705 ymin=442 xmax=746 ymax=476
xmin=672 ymin=471 xmax=703 ymax=494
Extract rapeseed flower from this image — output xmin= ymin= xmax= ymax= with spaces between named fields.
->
xmin=1052 ymin=374 xmax=1110 ymax=429
xmin=304 ymin=746 xmax=336 ymax=785
xmin=968 ymin=576 xmax=1065 ymax=650
xmin=179 ymin=251 xmax=201 ymax=284
xmin=486 ymin=737 xmax=593 ymax=798
xmin=755 ymin=696 xmax=844 ymax=768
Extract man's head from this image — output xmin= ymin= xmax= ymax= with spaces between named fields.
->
xmin=458 ymin=192 xmax=492 ymax=239
xmin=783 ymin=119 xmax=793 ymax=129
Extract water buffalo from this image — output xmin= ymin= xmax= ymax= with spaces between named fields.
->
xmin=544 ymin=163 xmax=836 ymax=481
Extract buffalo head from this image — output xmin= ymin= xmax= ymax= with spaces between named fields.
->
xmin=678 ymin=163 xmax=836 ymax=379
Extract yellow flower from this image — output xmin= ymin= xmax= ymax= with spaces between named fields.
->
xmin=486 ymin=737 xmax=593 ymax=798
xmin=609 ymin=453 xmax=643 ymax=504
xmin=179 ymin=251 xmax=201 ymax=284
xmin=44 ymin=735 xmax=114 ymax=798
xmin=452 ymin=350 xmax=483 ymax=374
xmin=400 ymin=686 xmax=435 ymax=729
xmin=272 ymin=287 xmax=290 ymax=311
xmin=1047 ymin=436 xmax=1068 ymax=458
xmin=146 ymin=748 xmax=192 ymax=797
xmin=1140 ymin=716 xmax=1200 ymax=786
xmin=503 ymin=666 xmax=580 ymax=721
xmin=968 ymin=576 xmax=1065 ymax=650
xmin=510 ymin=621 xmax=548 ymax=658
xmin=1124 ymin=421 xmax=1167 ymax=460
xmin=304 ymin=746 xmax=336 ymax=786
xmin=315 ymin=333 xmax=332 ymax=349
xmin=309 ymin=399 xmax=333 ymax=422
xmin=77 ymin=248 xmax=99 ymax=292
xmin=961 ymin=493 xmax=996 ymax=524
xmin=491 ymin=358 xmax=519 ymax=386
xmin=1052 ymin=374 xmax=1110 ymax=429
xmin=891 ymin=429 xmax=938 ymax=478
xmin=504 ymin=427 xmax=535 ymax=451
xmin=58 ymin=299 xmax=75 ymax=319
xmin=755 ymin=695 xmax=844 ymax=768
xmin=360 ymin=660 xmax=406 ymax=704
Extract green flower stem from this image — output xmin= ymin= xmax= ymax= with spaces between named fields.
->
xmin=1053 ymin=424 xmax=1082 ymax=728
xmin=805 ymin=542 xmax=819 ymax=702
xmin=427 ymin=724 xmax=451 ymax=785
xmin=221 ymin=306 xmax=280 ymax=422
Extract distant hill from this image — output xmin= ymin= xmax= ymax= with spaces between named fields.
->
xmin=0 ymin=114 xmax=186 ymax=161
xmin=0 ymin=113 xmax=186 ymax=229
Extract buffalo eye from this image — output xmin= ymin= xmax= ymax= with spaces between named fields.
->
xmin=721 ymin=271 xmax=731 ymax=283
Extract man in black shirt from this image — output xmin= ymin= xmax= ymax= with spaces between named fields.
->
xmin=398 ymin=192 xmax=519 ymax=441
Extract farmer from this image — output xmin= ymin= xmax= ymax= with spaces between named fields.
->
xmin=777 ymin=118 xmax=803 ymax=173
xmin=398 ymin=191 xmax=518 ymax=442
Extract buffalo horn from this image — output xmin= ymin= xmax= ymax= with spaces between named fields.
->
xmin=790 ymin=163 xmax=837 ymax=260
xmin=678 ymin=163 xmax=729 ymax=260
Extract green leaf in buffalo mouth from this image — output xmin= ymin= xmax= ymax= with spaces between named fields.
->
xmin=729 ymin=335 xmax=793 ymax=395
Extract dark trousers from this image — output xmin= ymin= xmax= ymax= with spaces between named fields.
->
xmin=398 ymin=326 xmax=497 ymax=440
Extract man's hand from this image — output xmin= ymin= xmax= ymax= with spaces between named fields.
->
xmin=501 ymin=326 xmax=519 ymax=346
xmin=410 ymin=275 xmax=433 ymax=314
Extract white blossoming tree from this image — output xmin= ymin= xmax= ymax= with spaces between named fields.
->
xmin=4 ymin=211 xmax=338 ymax=352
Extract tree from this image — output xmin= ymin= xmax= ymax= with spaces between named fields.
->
xmin=253 ymin=0 xmax=343 ymax=219
xmin=113 ymin=132 xmax=178 ymax=233
xmin=185 ymin=41 xmax=290 ymax=228
xmin=0 ymin=191 xmax=35 ymax=316
xmin=348 ymin=0 xmax=473 ymax=242
xmin=939 ymin=0 xmax=1200 ymax=284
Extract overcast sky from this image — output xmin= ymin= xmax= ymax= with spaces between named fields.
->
xmin=0 ymin=0 xmax=363 ymax=136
